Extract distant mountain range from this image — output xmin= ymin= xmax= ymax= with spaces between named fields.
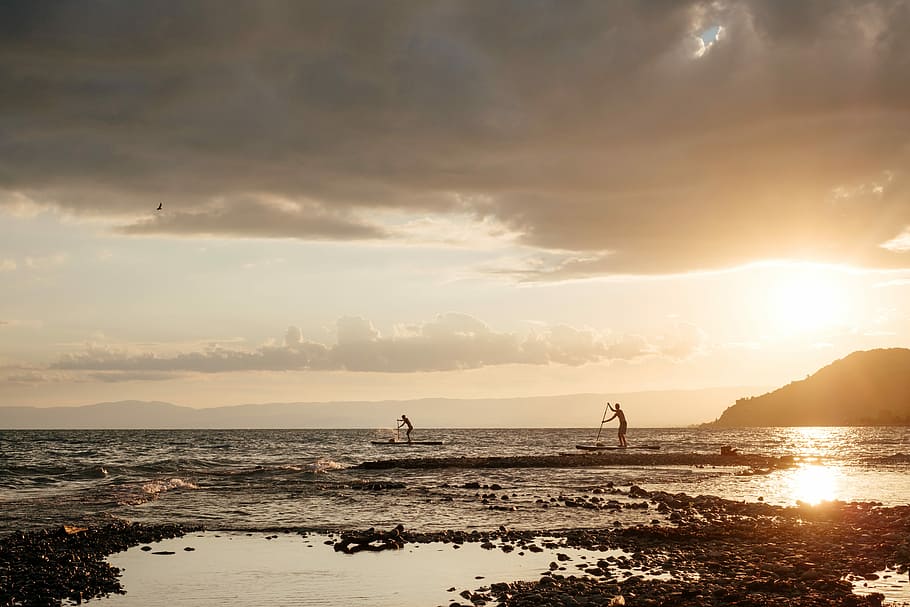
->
xmin=0 ymin=387 xmax=760 ymax=429
xmin=6 ymin=349 xmax=907 ymax=429
xmin=709 ymin=348 xmax=910 ymax=427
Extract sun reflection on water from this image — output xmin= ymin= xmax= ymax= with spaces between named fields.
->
xmin=785 ymin=464 xmax=841 ymax=505
xmin=778 ymin=426 xmax=856 ymax=460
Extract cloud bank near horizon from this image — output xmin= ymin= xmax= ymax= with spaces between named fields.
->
xmin=41 ymin=313 xmax=704 ymax=381
xmin=1 ymin=1 xmax=909 ymax=276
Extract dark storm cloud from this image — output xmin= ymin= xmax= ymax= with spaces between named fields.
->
xmin=2 ymin=1 xmax=909 ymax=273
xmin=49 ymin=313 xmax=702 ymax=377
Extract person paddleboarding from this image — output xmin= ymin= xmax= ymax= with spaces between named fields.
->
xmin=604 ymin=403 xmax=627 ymax=447
xmin=397 ymin=414 xmax=413 ymax=443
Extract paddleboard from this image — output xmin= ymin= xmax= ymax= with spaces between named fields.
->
xmin=370 ymin=440 xmax=444 ymax=446
xmin=575 ymin=444 xmax=660 ymax=451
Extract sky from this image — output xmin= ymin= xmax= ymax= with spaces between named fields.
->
xmin=1 ymin=0 xmax=909 ymax=410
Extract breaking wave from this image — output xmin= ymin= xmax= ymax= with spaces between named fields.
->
xmin=142 ymin=478 xmax=199 ymax=496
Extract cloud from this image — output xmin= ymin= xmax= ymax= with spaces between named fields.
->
xmin=0 ymin=365 xmax=74 ymax=384
xmin=50 ymin=313 xmax=699 ymax=376
xmin=881 ymin=228 xmax=910 ymax=253
xmin=24 ymin=253 xmax=68 ymax=270
xmin=86 ymin=371 xmax=184 ymax=383
xmin=2 ymin=2 xmax=910 ymax=273
xmin=874 ymin=278 xmax=910 ymax=288
xmin=0 ymin=255 xmax=66 ymax=273
xmin=653 ymin=322 xmax=707 ymax=360
xmin=118 ymin=197 xmax=387 ymax=241
xmin=4 ymin=371 xmax=50 ymax=384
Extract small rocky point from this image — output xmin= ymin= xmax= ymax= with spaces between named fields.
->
xmin=0 ymin=521 xmax=199 ymax=606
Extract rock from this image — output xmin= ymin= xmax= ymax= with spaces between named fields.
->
xmin=629 ymin=485 xmax=650 ymax=499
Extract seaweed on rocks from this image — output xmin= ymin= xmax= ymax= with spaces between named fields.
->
xmin=0 ymin=521 xmax=200 ymax=606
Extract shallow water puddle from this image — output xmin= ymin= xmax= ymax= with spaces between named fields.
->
xmin=850 ymin=569 xmax=910 ymax=606
xmin=101 ymin=532 xmax=634 ymax=606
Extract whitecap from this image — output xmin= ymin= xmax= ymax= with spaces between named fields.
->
xmin=142 ymin=478 xmax=200 ymax=496
xmin=305 ymin=458 xmax=347 ymax=473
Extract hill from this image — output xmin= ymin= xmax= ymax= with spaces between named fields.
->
xmin=708 ymin=348 xmax=910 ymax=427
xmin=0 ymin=387 xmax=759 ymax=429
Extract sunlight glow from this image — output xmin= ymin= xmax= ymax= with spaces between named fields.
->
xmin=768 ymin=272 xmax=849 ymax=334
xmin=786 ymin=464 xmax=840 ymax=505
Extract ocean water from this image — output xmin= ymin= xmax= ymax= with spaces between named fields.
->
xmin=1 ymin=427 xmax=909 ymax=534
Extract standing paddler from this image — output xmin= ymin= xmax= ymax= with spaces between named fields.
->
xmin=397 ymin=414 xmax=413 ymax=443
xmin=604 ymin=403 xmax=628 ymax=447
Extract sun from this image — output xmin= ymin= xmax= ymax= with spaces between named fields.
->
xmin=768 ymin=269 xmax=849 ymax=334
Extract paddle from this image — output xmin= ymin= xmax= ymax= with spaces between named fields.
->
xmin=594 ymin=403 xmax=610 ymax=444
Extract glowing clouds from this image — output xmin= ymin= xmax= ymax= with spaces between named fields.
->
xmin=881 ymin=228 xmax=910 ymax=253
xmin=47 ymin=314 xmax=706 ymax=379
xmin=2 ymin=2 xmax=910 ymax=275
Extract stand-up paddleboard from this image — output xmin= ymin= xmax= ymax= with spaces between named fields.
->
xmin=577 ymin=402 xmax=657 ymax=451
xmin=372 ymin=418 xmax=443 ymax=445
xmin=371 ymin=439 xmax=444 ymax=446
xmin=575 ymin=443 xmax=660 ymax=451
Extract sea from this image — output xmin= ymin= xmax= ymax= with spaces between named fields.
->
xmin=2 ymin=427 xmax=909 ymax=535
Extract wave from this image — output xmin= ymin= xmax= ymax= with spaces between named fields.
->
xmin=866 ymin=453 xmax=910 ymax=464
xmin=202 ymin=459 xmax=348 ymax=477
xmin=304 ymin=458 xmax=347 ymax=473
xmin=0 ymin=464 xmax=112 ymax=488
xmin=142 ymin=477 xmax=199 ymax=495
xmin=116 ymin=477 xmax=199 ymax=506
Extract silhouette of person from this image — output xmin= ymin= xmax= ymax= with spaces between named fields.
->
xmin=604 ymin=403 xmax=628 ymax=447
xmin=398 ymin=414 xmax=413 ymax=443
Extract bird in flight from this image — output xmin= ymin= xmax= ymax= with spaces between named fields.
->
xmin=156 ymin=203 xmax=163 ymax=211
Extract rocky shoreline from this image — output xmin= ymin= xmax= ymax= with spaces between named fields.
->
xmin=0 ymin=521 xmax=199 ymax=607
xmin=331 ymin=490 xmax=910 ymax=607
xmin=353 ymin=452 xmax=809 ymax=471
xmin=3 ymin=489 xmax=909 ymax=606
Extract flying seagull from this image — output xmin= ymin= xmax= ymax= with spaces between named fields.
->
xmin=156 ymin=203 xmax=163 ymax=211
